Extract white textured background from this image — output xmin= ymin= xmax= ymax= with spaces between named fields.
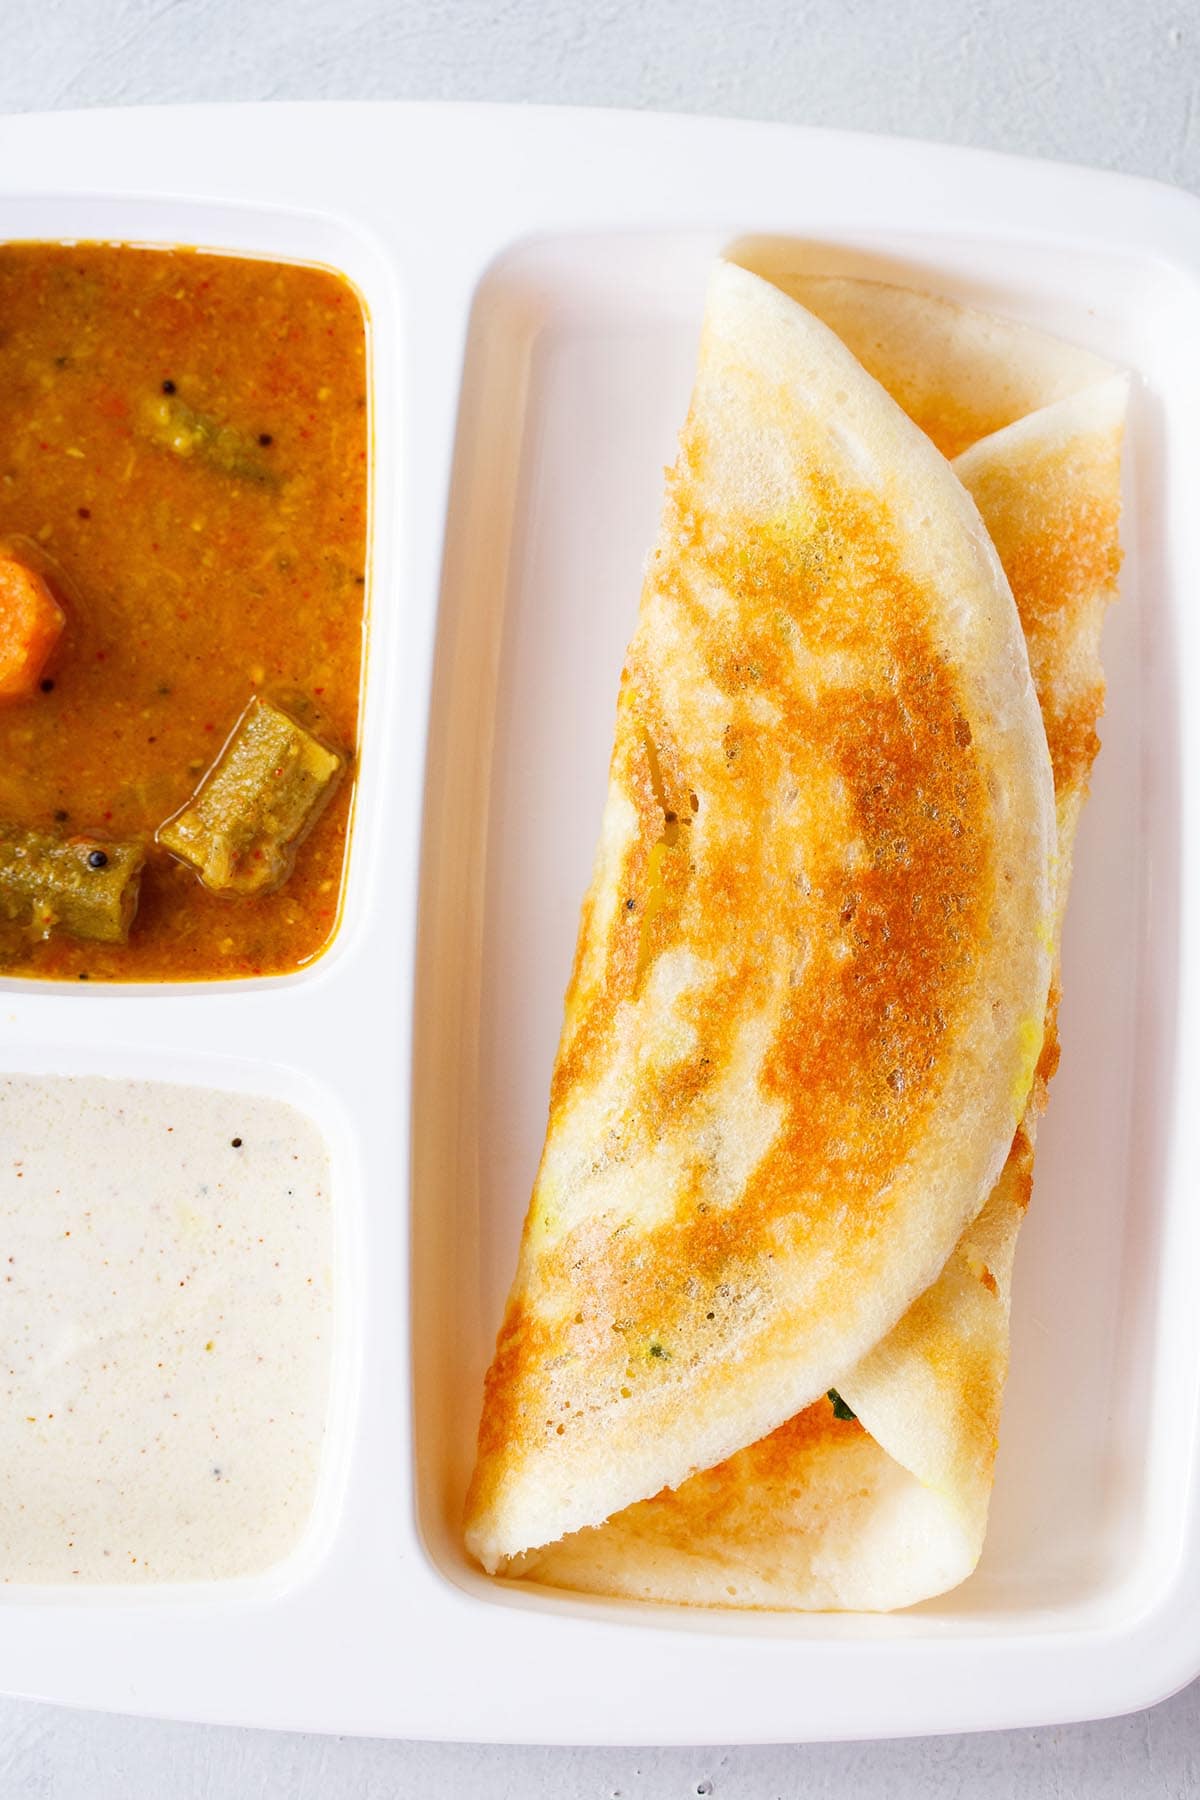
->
xmin=3 ymin=1 xmax=1199 ymax=1794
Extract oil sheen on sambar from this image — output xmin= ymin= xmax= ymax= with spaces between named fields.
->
xmin=0 ymin=243 xmax=368 ymax=980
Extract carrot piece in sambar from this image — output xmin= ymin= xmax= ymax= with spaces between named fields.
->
xmin=0 ymin=557 xmax=65 ymax=700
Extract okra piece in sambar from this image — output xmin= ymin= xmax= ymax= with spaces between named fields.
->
xmin=158 ymin=698 xmax=344 ymax=897
xmin=0 ymin=828 xmax=145 ymax=944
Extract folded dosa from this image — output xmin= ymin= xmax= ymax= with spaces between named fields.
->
xmin=508 ymin=293 xmax=1127 ymax=1609
xmin=465 ymin=263 xmax=1057 ymax=1577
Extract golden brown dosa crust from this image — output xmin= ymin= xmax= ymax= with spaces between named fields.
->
xmin=518 ymin=371 xmax=1125 ymax=1610
xmin=608 ymin=1402 xmax=867 ymax=1551
xmin=466 ymin=265 xmax=1055 ymax=1571
xmin=961 ymin=429 xmax=1122 ymax=798
xmin=473 ymin=466 xmax=991 ymax=1509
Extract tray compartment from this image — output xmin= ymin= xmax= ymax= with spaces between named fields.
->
xmin=412 ymin=227 xmax=1187 ymax=1631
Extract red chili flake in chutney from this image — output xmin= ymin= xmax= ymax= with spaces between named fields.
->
xmin=0 ymin=244 xmax=368 ymax=983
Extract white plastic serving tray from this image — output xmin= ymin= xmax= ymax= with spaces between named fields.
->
xmin=0 ymin=100 xmax=1197 ymax=1746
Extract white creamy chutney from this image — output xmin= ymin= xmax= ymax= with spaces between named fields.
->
xmin=0 ymin=1075 xmax=333 ymax=1583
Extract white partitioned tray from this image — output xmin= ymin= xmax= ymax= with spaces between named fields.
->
xmin=0 ymin=101 xmax=1197 ymax=1744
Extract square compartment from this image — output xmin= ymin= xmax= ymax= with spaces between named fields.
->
xmin=0 ymin=1044 xmax=363 ymax=1603
xmin=0 ymin=195 xmax=396 ymax=994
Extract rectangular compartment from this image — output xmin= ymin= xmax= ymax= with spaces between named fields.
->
xmin=412 ymin=226 xmax=1192 ymax=1631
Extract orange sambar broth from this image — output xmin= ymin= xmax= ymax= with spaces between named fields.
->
xmin=0 ymin=243 xmax=369 ymax=980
